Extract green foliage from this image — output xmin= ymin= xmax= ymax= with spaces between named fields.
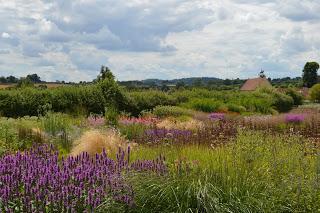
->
xmin=272 ymin=92 xmax=294 ymax=112
xmin=122 ymin=132 xmax=320 ymax=212
xmin=153 ymin=106 xmax=193 ymax=118
xmin=302 ymin=61 xmax=319 ymax=88
xmin=0 ymin=79 xmax=129 ymax=117
xmin=16 ymin=78 xmax=34 ymax=88
xmin=285 ymin=88 xmax=303 ymax=105
xmin=40 ymin=112 xmax=70 ymax=136
xmin=310 ymin=84 xmax=320 ymax=102
xmin=96 ymin=65 xmax=115 ymax=82
xmin=119 ymin=123 xmax=148 ymax=140
xmin=105 ymin=106 xmax=119 ymax=126
xmin=227 ymin=103 xmax=246 ymax=113
xmin=184 ymin=98 xmax=224 ymax=112
xmin=26 ymin=74 xmax=41 ymax=83
xmin=128 ymin=90 xmax=177 ymax=114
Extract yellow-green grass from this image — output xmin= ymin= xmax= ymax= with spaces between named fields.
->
xmin=117 ymin=131 xmax=320 ymax=212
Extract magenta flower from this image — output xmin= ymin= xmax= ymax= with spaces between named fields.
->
xmin=285 ymin=114 xmax=305 ymax=124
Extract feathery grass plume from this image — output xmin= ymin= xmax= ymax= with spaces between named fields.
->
xmin=71 ymin=129 xmax=134 ymax=156
xmin=157 ymin=118 xmax=204 ymax=131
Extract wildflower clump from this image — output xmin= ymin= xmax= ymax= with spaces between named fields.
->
xmin=208 ymin=113 xmax=225 ymax=121
xmin=0 ymin=145 xmax=166 ymax=212
xmin=87 ymin=115 xmax=105 ymax=127
xmin=285 ymin=114 xmax=305 ymax=124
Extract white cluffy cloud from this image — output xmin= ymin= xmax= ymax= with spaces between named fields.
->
xmin=0 ymin=0 xmax=319 ymax=81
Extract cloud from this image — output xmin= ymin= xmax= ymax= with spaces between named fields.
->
xmin=0 ymin=0 xmax=319 ymax=81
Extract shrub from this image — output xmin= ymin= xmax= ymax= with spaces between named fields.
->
xmin=128 ymin=90 xmax=177 ymax=114
xmin=153 ymin=106 xmax=193 ymax=118
xmin=105 ymin=106 xmax=119 ymax=126
xmin=227 ymin=104 xmax=246 ymax=113
xmin=310 ymin=84 xmax=320 ymax=102
xmin=184 ymin=99 xmax=224 ymax=112
xmin=272 ymin=93 xmax=294 ymax=112
xmin=0 ymin=79 xmax=130 ymax=117
xmin=285 ymin=89 xmax=303 ymax=105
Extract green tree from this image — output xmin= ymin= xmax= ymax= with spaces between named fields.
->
xmin=309 ymin=84 xmax=320 ymax=102
xmin=302 ymin=62 xmax=319 ymax=88
xmin=0 ymin=76 xmax=7 ymax=83
xmin=96 ymin=66 xmax=115 ymax=82
xmin=176 ymin=81 xmax=185 ymax=89
xmin=6 ymin=75 xmax=18 ymax=83
xmin=193 ymin=79 xmax=203 ymax=87
xmin=26 ymin=74 xmax=41 ymax=83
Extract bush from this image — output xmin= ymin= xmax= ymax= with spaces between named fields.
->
xmin=272 ymin=93 xmax=294 ymax=112
xmin=184 ymin=99 xmax=224 ymax=112
xmin=310 ymin=84 xmax=320 ymax=102
xmin=153 ymin=106 xmax=193 ymax=118
xmin=128 ymin=91 xmax=177 ymax=114
xmin=0 ymin=79 xmax=131 ymax=117
xmin=285 ymin=89 xmax=303 ymax=105
xmin=227 ymin=104 xmax=246 ymax=113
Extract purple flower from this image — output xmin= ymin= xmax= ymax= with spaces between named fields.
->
xmin=285 ymin=114 xmax=305 ymax=124
xmin=208 ymin=113 xmax=225 ymax=121
xmin=0 ymin=145 xmax=166 ymax=212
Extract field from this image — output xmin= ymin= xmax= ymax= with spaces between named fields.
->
xmin=0 ymin=83 xmax=65 ymax=89
xmin=0 ymin=79 xmax=320 ymax=212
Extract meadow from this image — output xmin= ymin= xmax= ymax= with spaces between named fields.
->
xmin=0 ymin=79 xmax=320 ymax=212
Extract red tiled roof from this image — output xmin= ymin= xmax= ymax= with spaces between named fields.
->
xmin=240 ymin=77 xmax=272 ymax=91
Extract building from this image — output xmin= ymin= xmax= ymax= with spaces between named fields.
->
xmin=240 ymin=75 xmax=272 ymax=91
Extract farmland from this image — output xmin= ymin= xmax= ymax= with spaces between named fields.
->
xmin=0 ymin=74 xmax=320 ymax=212
xmin=0 ymin=83 xmax=66 ymax=89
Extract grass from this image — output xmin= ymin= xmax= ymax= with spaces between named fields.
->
xmin=107 ymin=131 xmax=320 ymax=212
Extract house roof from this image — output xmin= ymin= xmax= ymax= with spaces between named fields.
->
xmin=240 ymin=77 xmax=272 ymax=91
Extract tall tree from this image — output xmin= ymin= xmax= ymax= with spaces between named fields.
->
xmin=0 ymin=76 xmax=7 ymax=83
xmin=96 ymin=66 xmax=115 ymax=82
xmin=26 ymin=74 xmax=41 ymax=83
xmin=6 ymin=75 xmax=18 ymax=83
xmin=302 ymin=62 xmax=319 ymax=88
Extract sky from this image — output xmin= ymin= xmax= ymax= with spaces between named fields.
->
xmin=0 ymin=0 xmax=319 ymax=82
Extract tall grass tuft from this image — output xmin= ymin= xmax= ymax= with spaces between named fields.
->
xmin=71 ymin=129 xmax=132 ymax=156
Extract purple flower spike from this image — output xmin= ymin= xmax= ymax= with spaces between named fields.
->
xmin=0 ymin=145 xmax=167 ymax=212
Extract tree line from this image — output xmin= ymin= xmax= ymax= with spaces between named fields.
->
xmin=0 ymin=74 xmax=41 ymax=84
xmin=1 ymin=62 xmax=319 ymax=89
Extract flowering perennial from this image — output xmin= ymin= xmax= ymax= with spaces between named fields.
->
xmin=0 ymin=145 xmax=166 ymax=212
xmin=119 ymin=117 xmax=157 ymax=126
xmin=87 ymin=115 xmax=105 ymax=127
xmin=285 ymin=114 xmax=305 ymax=124
xmin=208 ymin=113 xmax=225 ymax=121
xmin=145 ymin=129 xmax=192 ymax=138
